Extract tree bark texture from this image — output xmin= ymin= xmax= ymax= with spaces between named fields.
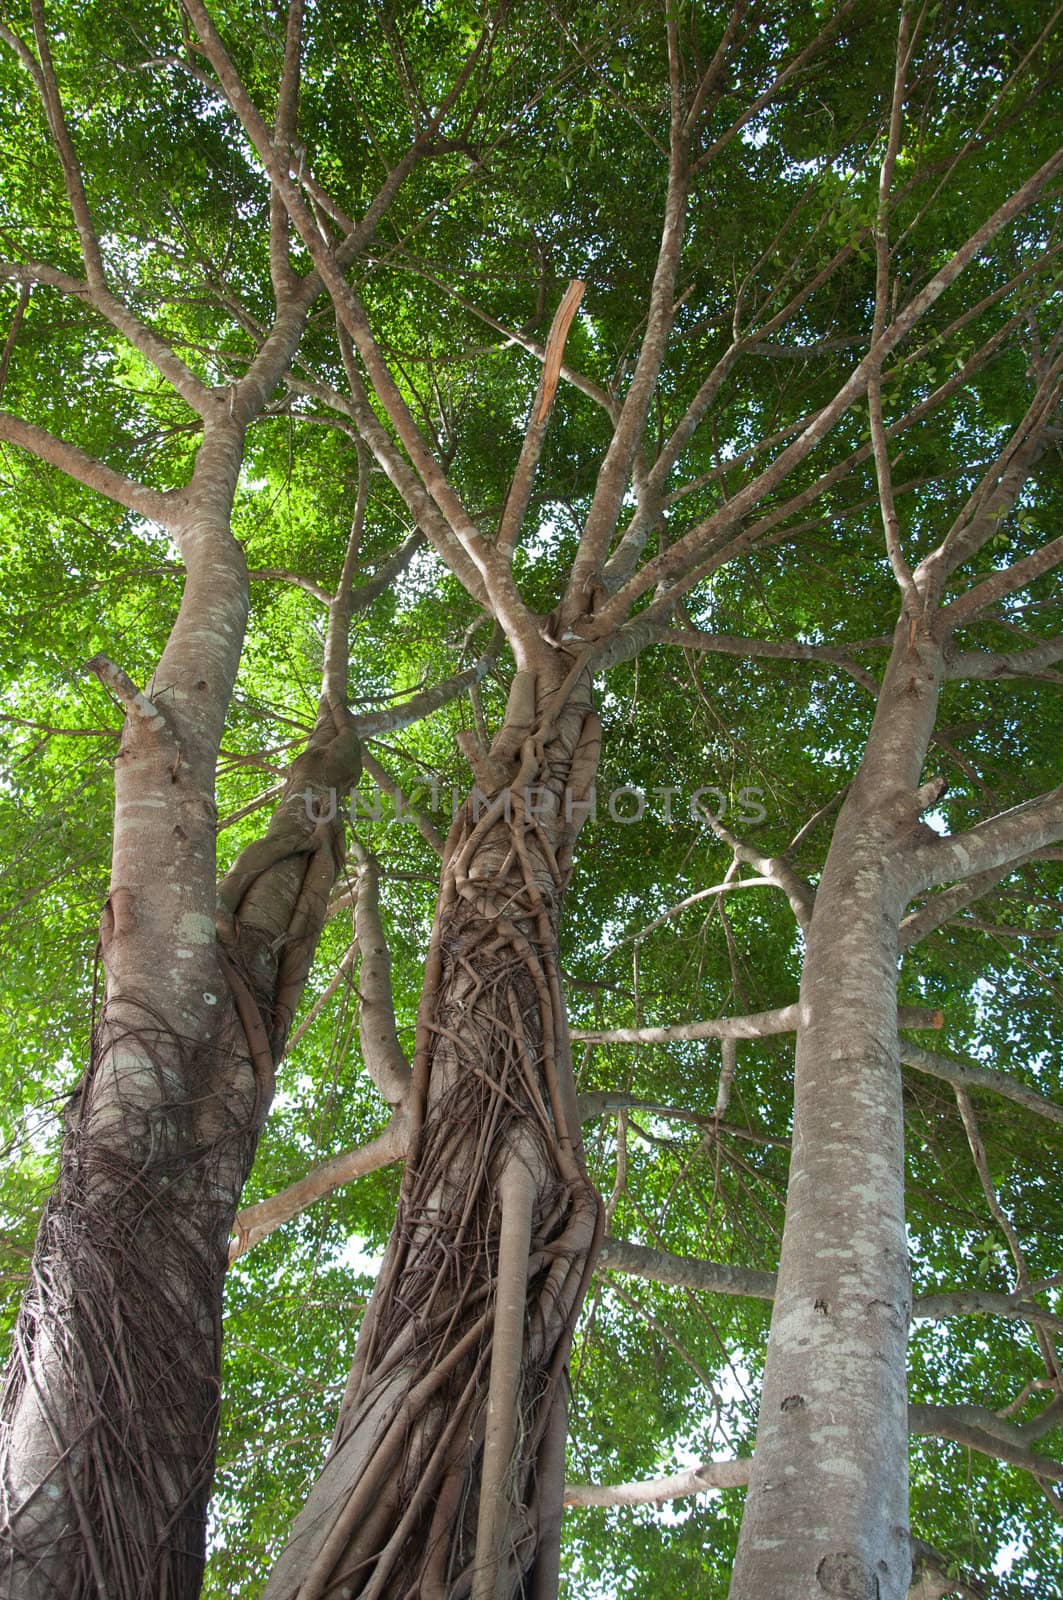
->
xmin=0 ymin=428 xmax=361 ymax=1599
xmin=263 ymin=662 xmax=603 ymax=1600
xmin=730 ymin=620 xmax=947 ymax=1600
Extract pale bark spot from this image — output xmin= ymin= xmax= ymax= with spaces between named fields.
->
xmin=177 ymin=911 xmax=215 ymax=945
xmin=814 ymin=1454 xmax=865 ymax=1481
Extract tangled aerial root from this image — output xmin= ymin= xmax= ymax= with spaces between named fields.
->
xmin=267 ymin=690 xmax=604 ymax=1600
xmin=0 ymin=1002 xmax=260 ymax=1600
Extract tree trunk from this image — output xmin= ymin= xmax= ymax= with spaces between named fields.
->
xmin=729 ymin=619 xmax=946 ymax=1600
xmin=0 ymin=423 xmax=360 ymax=1599
xmin=264 ymin=664 xmax=603 ymax=1600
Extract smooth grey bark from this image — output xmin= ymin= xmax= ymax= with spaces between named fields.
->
xmin=729 ymin=617 xmax=948 ymax=1600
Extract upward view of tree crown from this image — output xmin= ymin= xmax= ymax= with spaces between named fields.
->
xmin=0 ymin=1 xmax=1061 ymax=1597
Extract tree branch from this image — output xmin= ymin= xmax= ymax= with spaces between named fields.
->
xmin=563 ymin=1457 xmax=751 ymax=1508
xmin=286 ymin=938 xmax=358 ymax=1056
xmin=0 ymin=409 xmax=181 ymax=526
xmin=182 ymin=0 xmax=538 ymax=654
xmin=27 ymin=0 xmax=106 ymax=285
xmin=0 ymin=261 xmax=211 ymax=414
xmin=351 ymin=635 xmax=500 ymax=740
xmin=562 ymin=11 xmax=691 ymax=619
xmin=618 ymin=623 xmax=882 ymax=696
xmin=327 ymin=333 xmax=488 ymax=606
xmin=228 ymin=1118 xmax=406 ymax=1260
xmin=900 ymin=1042 xmax=1063 ymax=1127
xmin=922 ymin=355 xmax=1063 ymax=596
xmin=269 ymin=0 xmax=304 ymax=297
xmin=909 ymin=1402 xmax=1063 ymax=1484
xmin=899 ymin=855 xmax=1050 ymax=949
xmin=359 ymin=750 xmax=445 ymax=857
xmin=945 ymin=635 xmax=1063 ymax=682
xmin=348 ymin=848 xmax=411 ymax=1106
xmin=955 ymin=1087 xmax=1033 ymax=1293
xmin=597 ymin=1238 xmax=1063 ymax=1337
xmin=571 ymin=1002 xmax=941 ymax=1046
xmin=913 ymin=786 xmax=1063 ymax=893
xmin=588 ymin=143 xmax=1063 ymax=637
xmin=496 ymin=280 xmax=584 ymax=562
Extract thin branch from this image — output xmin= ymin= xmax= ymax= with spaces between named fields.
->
xmin=564 ymin=1398 xmax=1063 ymax=1508
xmin=946 ymin=635 xmax=1063 ymax=682
xmin=939 ymin=527 xmax=1063 ymax=631
xmin=715 ymin=1037 xmax=737 ymax=1120
xmin=269 ymin=0 xmax=304 ymax=296
xmin=217 ymin=783 xmax=284 ymax=832
xmin=0 ymin=258 xmax=212 ymax=415
xmin=322 ymin=443 xmax=370 ymax=708
xmin=496 ymin=279 xmax=584 ymax=561
xmin=609 ymin=876 xmax=777 ymax=948
xmin=688 ymin=1 xmax=856 ymax=175
xmin=899 ymin=855 xmax=1049 ymax=949
xmin=869 ymin=9 xmax=919 ymax=612
xmin=374 ymin=255 xmax=617 ymax=418
xmin=954 ymin=1087 xmax=1031 ymax=1292
xmin=351 ymin=636 xmax=500 ymax=740
xmin=28 ymin=0 xmax=105 ymax=285
xmin=597 ymin=1238 xmax=775 ymax=1302
xmin=899 ymin=1042 xmax=1063 ymax=1127
xmin=286 ymin=938 xmax=359 ymax=1055
xmin=348 ymin=526 xmax=426 ymax=617
xmin=229 ymin=1118 xmax=406 ymax=1260
xmin=0 ymin=410 xmax=181 ymax=526
xmin=85 ymin=654 xmax=169 ymax=734
xmin=911 ymin=356 xmax=1063 ymax=616
xmin=360 ymin=750 xmax=445 ymax=857
xmin=629 ymin=623 xmax=882 ymax=696
xmin=696 ymin=813 xmax=815 ymax=932
xmin=0 ymin=281 xmax=30 ymax=402
xmin=597 ymin=1238 xmax=1063 ymax=1336
xmin=599 ymin=1279 xmax=718 ymax=1396
xmin=571 ymin=1002 xmax=941 ymax=1046
xmin=589 ymin=144 xmax=1063 ymax=637
xmin=909 ymin=1402 xmax=1063 ymax=1484
xmin=562 ymin=10 xmax=691 ymax=618
xmin=912 ymin=785 xmax=1063 ymax=893
xmin=578 ymin=1091 xmax=790 ymax=1150
xmin=249 ymin=568 xmax=332 ymax=603
xmin=563 ymin=1457 xmax=751 ymax=1508
xmin=183 ymin=0 xmax=535 ymax=651
xmin=330 ymin=330 xmax=488 ymax=607
xmin=348 ymin=847 xmax=411 ymax=1106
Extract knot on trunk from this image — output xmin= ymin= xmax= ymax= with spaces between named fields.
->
xmin=816 ymin=1552 xmax=880 ymax=1599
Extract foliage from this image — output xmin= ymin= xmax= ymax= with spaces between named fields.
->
xmin=1 ymin=0 xmax=1061 ymax=1595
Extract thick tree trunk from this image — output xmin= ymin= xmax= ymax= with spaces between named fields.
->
xmin=0 ymin=721 xmax=360 ymax=1600
xmin=0 ymin=417 xmax=360 ymax=1598
xmin=264 ymin=665 xmax=603 ymax=1600
xmin=730 ymin=620 xmax=946 ymax=1600
xmin=0 ymin=1030 xmax=259 ymax=1599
